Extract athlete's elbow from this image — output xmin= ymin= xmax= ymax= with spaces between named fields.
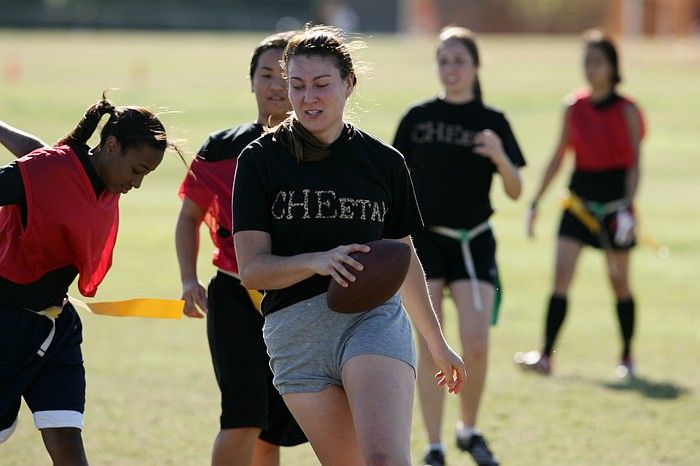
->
xmin=508 ymin=185 xmax=522 ymax=200
xmin=241 ymin=263 xmax=272 ymax=290
xmin=238 ymin=266 xmax=259 ymax=289
xmin=505 ymin=178 xmax=522 ymax=200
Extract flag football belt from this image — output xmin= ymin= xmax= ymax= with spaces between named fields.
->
xmin=561 ymin=193 xmax=629 ymax=234
xmin=23 ymin=298 xmax=68 ymax=357
xmin=23 ymin=297 xmax=185 ymax=357
xmin=431 ymin=221 xmax=492 ymax=313
xmin=218 ymin=268 xmax=264 ymax=314
xmin=561 ymin=192 xmax=629 ymax=251
xmin=68 ymin=297 xmax=184 ymax=319
xmin=247 ymin=289 xmax=263 ymax=313
xmin=561 ymin=192 xmax=669 ymax=259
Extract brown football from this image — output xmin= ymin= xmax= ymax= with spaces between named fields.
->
xmin=326 ymin=239 xmax=412 ymax=314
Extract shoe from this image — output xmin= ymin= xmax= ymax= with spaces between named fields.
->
xmin=615 ymin=355 xmax=635 ymax=378
xmin=456 ymin=433 xmax=499 ymax=466
xmin=513 ymin=350 xmax=551 ymax=375
xmin=422 ymin=448 xmax=445 ymax=466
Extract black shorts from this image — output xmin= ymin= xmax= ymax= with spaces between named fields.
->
xmin=558 ymin=210 xmax=636 ymax=250
xmin=1 ymin=303 xmax=85 ymax=442
xmin=412 ymin=228 xmax=498 ymax=285
xmin=206 ymin=272 xmax=306 ymax=446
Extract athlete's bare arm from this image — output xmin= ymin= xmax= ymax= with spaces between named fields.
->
xmin=0 ymin=120 xmax=48 ymax=157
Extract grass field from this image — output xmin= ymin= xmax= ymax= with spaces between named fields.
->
xmin=1 ymin=30 xmax=699 ymax=465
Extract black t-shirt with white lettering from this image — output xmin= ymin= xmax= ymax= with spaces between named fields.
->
xmin=393 ymin=98 xmax=526 ymax=229
xmin=233 ymin=125 xmax=423 ymax=315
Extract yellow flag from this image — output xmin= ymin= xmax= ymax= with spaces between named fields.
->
xmin=70 ymin=297 xmax=184 ymax=320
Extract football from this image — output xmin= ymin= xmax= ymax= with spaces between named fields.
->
xmin=326 ymin=239 xmax=412 ymax=314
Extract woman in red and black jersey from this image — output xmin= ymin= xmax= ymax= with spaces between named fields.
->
xmin=0 ymin=95 xmax=172 ymax=465
xmin=516 ymin=30 xmax=645 ymax=378
xmin=175 ymin=32 xmax=307 ymax=466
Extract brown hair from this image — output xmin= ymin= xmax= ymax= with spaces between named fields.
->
xmin=58 ymin=91 xmax=181 ymax=159
xmin=272 ymin=25 xmax=361 ymax=163
xmin=438 ymin=26 xmax=482 ymax=102
xmin=583 ymin=29 xmax=622 ymax=86
xmin=248 ymin=30 xmax=298 ymax=84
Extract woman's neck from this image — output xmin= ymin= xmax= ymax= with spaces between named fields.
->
xmin=589 ymin=84 xmax=614 ymax=102
xmin=313 ymin=121 xmax=345 ymax=145
xmin=442 ymin=89 xmax=475 ymax=105
xmin=258 ymin=112 xmax=288 ymax=127
xmin=89 ymin=147 xmax=103 ymax=179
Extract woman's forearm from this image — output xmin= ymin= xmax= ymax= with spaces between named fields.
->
xmin=532 ymin=154 xmax=563 ymax=206
xmin=238 ymin=251 xmax=319 ymax=290
xmin=398 ymin=239 xmax=445 ymax=346
xmin=0 ymin=121 xmax=47 ymax=157
xmin=495 ymin=155 xmax=522 ymax=200
xmin=175 ymin=213 xmax=202 ymax=285
xmin=235 ymin=231 xmax=370 ymax=291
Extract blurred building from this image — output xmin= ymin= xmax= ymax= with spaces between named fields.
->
xmin=0 ymin=0 xmax=698 ymax=35
xmin=0 ymin=0 xmax=314 ymax=31
xmin=605 ymin=0 xmax=700 ymax=36
xmin=400 ymin=0 xmax=700 ymax=36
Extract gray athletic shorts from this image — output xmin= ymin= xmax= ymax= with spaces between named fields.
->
xmin=263 ymin=293 xmax=416 ymax=395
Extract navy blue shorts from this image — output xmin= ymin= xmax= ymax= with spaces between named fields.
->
xmin=206 ymin=272 xmax=306 ymax=446
xmin=412 ymin=228 xmax=498 ymax=285
xmin=0 ymin=302 xmax=85 ymax=442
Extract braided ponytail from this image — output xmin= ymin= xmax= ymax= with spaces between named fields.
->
xmin=55 ymin=91 xmax=184 ymax=167
xmin=57 ymin=91 xmax=115 ymax=147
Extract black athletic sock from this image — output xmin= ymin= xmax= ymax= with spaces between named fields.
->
xmin=543 ymin=294 xmax=567 ymax=357
xmin=616 ymin=297 xmax=635 ymax=359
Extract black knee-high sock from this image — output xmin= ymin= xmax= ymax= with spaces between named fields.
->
xmin=616 ymin=297 xmax=635 ymax=358
xmin=543 ymin=294 xmax=567 ymax=357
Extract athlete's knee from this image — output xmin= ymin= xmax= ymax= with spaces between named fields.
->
xmin=613 ymin=287 xmax=631 ymax=300
xmin=217 ymin=426 xmax=260 ymax=444
xmin=553 ymin=258 xmax=577 ymax=290
xmin=609 ymin=277 xmax=630 ymax=298
xmin=42 ymin=428 xmax=87 ymax=466
xmin=553 ymin=271 xmax=573 ymax=293
xmin=460 ymin=328 xmax=489 ymax=361
xmin=255 ymin=438 xmax=279 ymax=455
xmin=461 ymin=338 xmax=488 ymax=362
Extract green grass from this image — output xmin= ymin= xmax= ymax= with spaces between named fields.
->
xmin=1 ymin=30 xmax=699 ymax=465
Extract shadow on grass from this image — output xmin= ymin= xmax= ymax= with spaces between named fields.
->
xmin=599 ymin=375 xmax=691 ymax=400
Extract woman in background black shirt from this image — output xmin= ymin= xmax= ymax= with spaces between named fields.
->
xmin=394 ymin=27 xmax=525 ymax=466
